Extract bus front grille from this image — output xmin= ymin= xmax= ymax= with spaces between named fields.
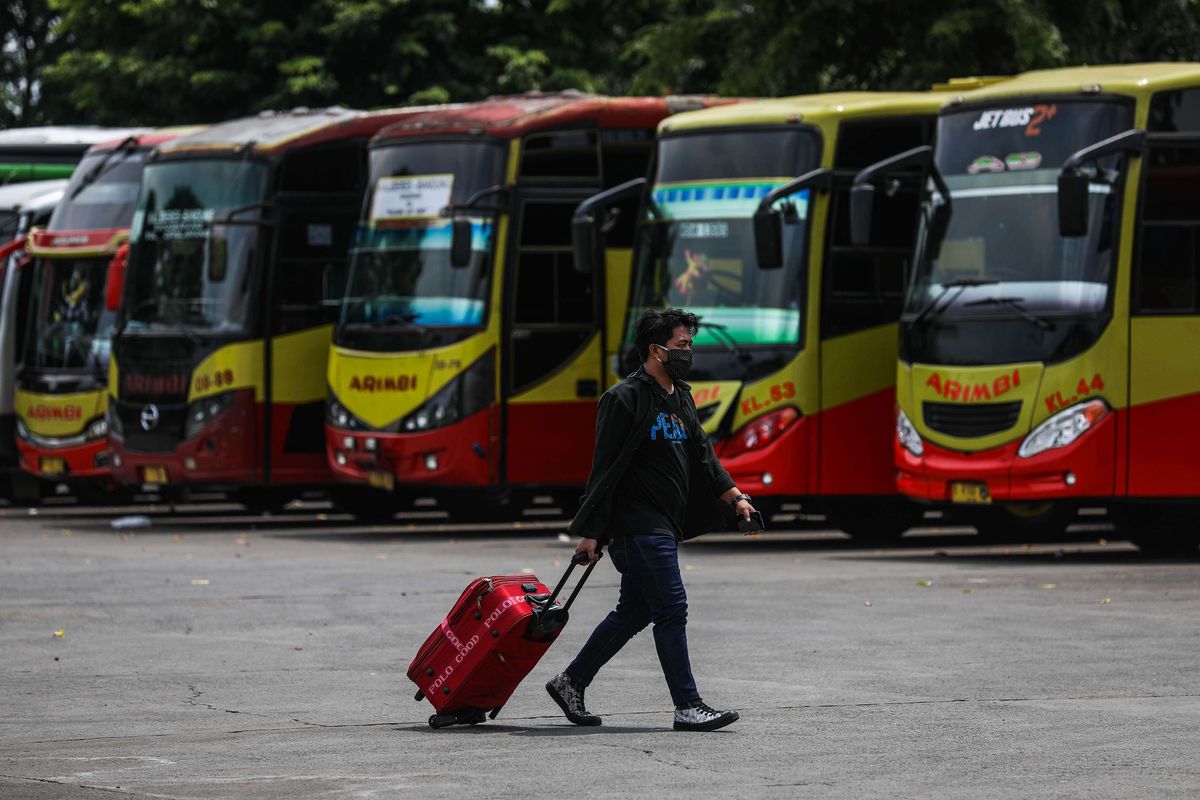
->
xmin=922 ymin=400 xmax=1021 ymax=438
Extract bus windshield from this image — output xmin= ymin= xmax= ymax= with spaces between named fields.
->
xmin=627 ymin=129 xmax=818 ymax=373
xmin=24 ymin=257 xmax=114 ymax=372
xmin=907 ymin=101 xmax=1132 ymax=320
xmin=122 ymin=159 xmax=268 ymax=336
xmin=338 ymin=140 xmax=504 ymax=350
xmin=51 ymin=146 xmax=146 ymax=231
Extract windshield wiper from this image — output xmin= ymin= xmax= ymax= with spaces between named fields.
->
xmin=910 ymin=278 xmax=999 ymax=326
xmin=69 ymin=136 xmax=137 ymax=200
xmin=697 ymin=319 xmax=750 ymax=363
xmin=963 ymin=295 xmax=1056 ymax=331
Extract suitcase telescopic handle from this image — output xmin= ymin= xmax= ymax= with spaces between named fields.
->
xmin=543 ymin=546 xmax=603 ymax=611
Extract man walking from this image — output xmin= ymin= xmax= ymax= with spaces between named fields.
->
xmin=546 ymin=308 xmax=758 ymax=732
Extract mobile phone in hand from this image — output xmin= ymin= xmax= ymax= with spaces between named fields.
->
xmin=737 ymin=510 xmax=765 ymax=533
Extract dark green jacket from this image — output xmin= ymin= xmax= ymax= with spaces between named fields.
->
xmin=568 ymin=368 xmax=737 ymax=545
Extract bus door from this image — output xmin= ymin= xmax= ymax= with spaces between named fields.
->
xmin=265 ymin=192 xmax=360 ymax=483
xmin=504 ymin=190 xmax=604 ymax=486
xmin=1128 ymin=133 xmax=1200 ymax=495
xmin=818 ymin=119 xmax=931 ymax=496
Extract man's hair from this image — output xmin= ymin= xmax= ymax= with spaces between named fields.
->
xmin=635 ymin=307 xmax=699 ymax=361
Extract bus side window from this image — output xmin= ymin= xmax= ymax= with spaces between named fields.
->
xmin=519 ymin=129 xmax=600 ymax=183
xmin=1134 ymin=143 xmax=1200 ymax=314
xmin=272 ymin=207 xmax=358 ymax=334
xmin=599 ymin=129 xmax=654 ymax=248
xmin=510 ymin=199 xmax=594 ymax=393
xmin=822 ymin=118 xmax=932 ymax=338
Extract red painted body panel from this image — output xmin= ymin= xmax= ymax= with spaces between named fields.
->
xmin=326 ymin=408 xmax=494 ymax=487
xmin=408 ymin=574 xmax=555 ymax=715
xmin=16 ymin=437 xmax=108 ymax=479
xmin=716 ymin=414 xmax=810 ymax=497
xmin=266 ymin=402 xmax=336 ymax=484
xmin=1127 ymin=392 xmax=1200 ymax=496
xmin=896 ymin=410 xmax=1118 ymax=502
xmin=817 ymin=388 xmax=901 ymax=496
xmin=376 ymin=95 xmax=730 ymax=142
xmin=505 ymin=401 xmax=595 ymax=485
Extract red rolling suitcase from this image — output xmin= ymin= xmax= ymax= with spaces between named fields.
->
xmin=407 ymin=551 xmax=599 ymax=729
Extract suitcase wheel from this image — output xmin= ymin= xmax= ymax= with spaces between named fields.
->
xmin=414 ymin=690 xmax=425 ymax=702
xmin=428 ymin=709 xmax=486 ymax=729
xmin=428 ymin=713 xmax=456 ymax=729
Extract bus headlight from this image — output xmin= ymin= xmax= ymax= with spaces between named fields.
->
xmin=86 ymin=417 xmax=109 ymax=440
xmin=897 ymin=407 xmax=923 ymax=457
xmin=185 ymin=392 xmax=236 ymax=440
xmin=326 ymin=396 xmax=369 ymax=431
xmin=723 ymin=407 xmax=800 ymax=459
xmin=401 ymin=351 xmax=494 ymax=432
xmin=1017 ymin=399 xmax=1108 ymax=458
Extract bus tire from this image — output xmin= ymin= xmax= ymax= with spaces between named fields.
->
xmin=827 ymin=500 xmax=923 ymax=544
xmin=969 ymin=502 xmax=1075 ymax=542
xmin=234 ymin=489 xmax=296 ymax=516
xmin=329 ymin=486 xmax=403 ymax=522
xmin=1113 ymin=504 xmax=1200 ymax=557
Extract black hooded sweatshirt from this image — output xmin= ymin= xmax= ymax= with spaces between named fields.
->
xmin=567 ymin=368 xmax=737 ymax=546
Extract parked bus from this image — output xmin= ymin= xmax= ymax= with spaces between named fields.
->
xmin=577 ymin=86 xmax=1001 ymax=539
xmin=0 ymin=127 xmax=145 ymax=185
xmin=0 ymin=181 xmax=69 ymax=502
xmin=107 ymin=108 xmax=429 ymax=512
xmin=856 ymin=63 xmax=1200 ymax=550
xmin=325 ymin=93 xmax=726 ymax=518
xmin=13 ymin=129 xmax=201 ymax=498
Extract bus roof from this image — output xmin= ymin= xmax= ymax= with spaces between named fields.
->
xmin=372 ymin=92 xmax=732 ymax=143
xmin=155 ymin=108 xmax=436 ymax=158
xmin=0 ymin=179 xmax=66 ymax=212
xmin=949 ymin=63 xmax=1200 ymax=105
xmin=92 ymin=125 xmax=208 ymax=152
xmin=0 ymin=126 xmax=148 ymax=148
xmin=660 ymin=89 xmax=972 ymax=134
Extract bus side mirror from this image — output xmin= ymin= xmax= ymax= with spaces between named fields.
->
xmin=850 ymin=183 xmax=875 ymax=247
xmin=207 ymin=235 xmax=228 ymax=283
xmin=1058 ymin=172 xmax=1090 ymax=237
xmin=105 ymin=245 xmax=129 ymax=312
xmin=450 ymin=218 xmax=473 ymax=268
xmin=753 ymin=211 xmax=783 ymax=270
xmin=572 ymin=214 xmax=600 ymax=275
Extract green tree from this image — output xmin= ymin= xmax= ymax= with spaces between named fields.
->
xmin=1 ymin=0 xmax=74 ymax=126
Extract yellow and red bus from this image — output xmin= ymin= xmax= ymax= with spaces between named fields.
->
xmin=14 ymin=129 xmax=200 ymax=497
xmin=326 ymin=93 xmax=726 ymax=518
xmin=581 ymin=87 xmax=1000 ymax=539
xmin=864 ymin=64 xmax=1200 ymax=549
xmin=107 ymin=108 xmax=428 ymax=511
xmin=0 ymin=181 xmax=67 ymax=502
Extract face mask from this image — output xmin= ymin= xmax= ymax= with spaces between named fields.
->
xmin=654 ymin=345 xmax=693 ymax=381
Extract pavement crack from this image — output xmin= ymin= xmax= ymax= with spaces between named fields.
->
xmin=183 ymin=684 xmax=272 ymax=719
xmin=0 ymin=773 xmax=170 ymax=798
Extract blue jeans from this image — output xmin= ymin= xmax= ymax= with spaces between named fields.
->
xmin=564 ymin=531 xmax=700 ymax=707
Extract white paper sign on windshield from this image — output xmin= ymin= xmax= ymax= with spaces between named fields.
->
xmin=371 ymin=174 xmax=454 ymax=222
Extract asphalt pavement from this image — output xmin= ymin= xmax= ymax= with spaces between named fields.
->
xmin=1 ymin=503 xmax=1198 ymax=799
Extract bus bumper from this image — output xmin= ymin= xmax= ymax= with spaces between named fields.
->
xmin=108 ymin=403 xmax=258 ymax=487
xmin=897 ymin=412 xmax=1116 ymax=502
xmin=326 ymin=409 xmax=492 ymax=488
xmin=16 ymin=437 xmax=110 ymax=480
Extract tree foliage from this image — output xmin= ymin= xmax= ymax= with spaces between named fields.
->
xmin=5 ymin=0 xmax=1200 ymax=126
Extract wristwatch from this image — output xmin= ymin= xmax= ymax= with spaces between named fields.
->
xmin=729 ymin=493 xmax=752 ymax=507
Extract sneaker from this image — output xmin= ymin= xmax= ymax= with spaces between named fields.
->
xmin=673 ymin=700 xmax=739 ymax=732
xmin=546 ymin=673 xmax=601 ymax=726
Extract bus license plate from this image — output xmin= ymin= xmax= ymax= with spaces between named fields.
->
xmin=368 ymin=470 xmax=395 ymax=492
xmin=950 ymin=481 xmax=991 ymax=504
xmin=143 ymin=465 xmax=169 ymax=485
xmin=40 ymin=457 xmax=66 ymax=476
